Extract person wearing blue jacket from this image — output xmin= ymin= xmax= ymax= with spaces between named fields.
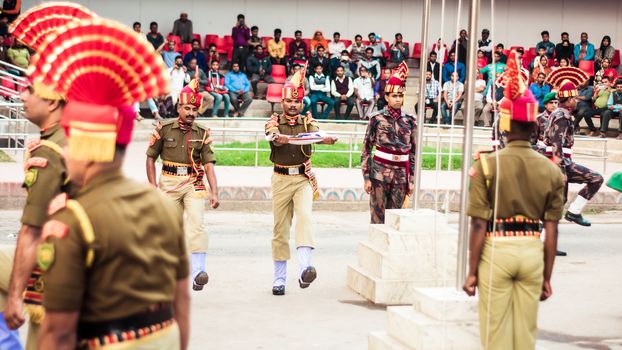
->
xmin=574 ymin=32 xmax=595 ymax=66
xmin=442 ymin=51 xmax=466 ymax=83
xmin=225 ymin=62 xmax=253 ymax=117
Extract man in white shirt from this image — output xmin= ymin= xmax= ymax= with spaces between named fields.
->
xmin=441 ymin=72 xmax=464 ymax=124
xmin=309 ymin=64 xmax=334 ymax=119
xmin=169 ymin=56 xmax=191 ymax=105
xmin=353 ymin=66 xmax=376 ymax=119
xmin=328 ymin=32 xmax=347 ymax=75
xmin=474 ymin=73 xmax=488 ymax=126
xmin=331 ymin=66 xmax=355 ymax=119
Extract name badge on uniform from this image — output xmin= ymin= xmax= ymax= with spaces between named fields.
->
xmin=177 ymin=167 xmax=189 ymax=176
xmin=288 ymin=167 xmax=300 ymax=175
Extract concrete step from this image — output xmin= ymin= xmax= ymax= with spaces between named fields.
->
xmin=411 ymin=288 xmax=478 ymax=323
xmin=368 ymin=331 xmax=413 ymax=350
xmin=384 ymin=208 xmax=451 ymax=233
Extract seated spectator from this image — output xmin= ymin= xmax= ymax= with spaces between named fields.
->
xmin=168 ymin=56 xmax=190 ymax=105
xmin=0 ymin=0 xmax=21 ymax=23
xmin=331 ymin=66 xmax=355 ymax=119
xmin=600 ymin=79 xmax=622 ymax=139
xmin=574 ymin=32 xmax=595 ymax=66
xmin=146 ymin=21 xmax=164 ymax=50
xmin=310 ymin=30 xmax=328 ymax=56
xmin=515 ymin=47 xmax=525 ymax=67
xmin=574 ymin=80 xmax=597 ymax=135
xmin=248 ymin=26 xmax=262 ymax=52
xmin=132 ymin=21 xmax=142 ymax=35
xmin=348 ymin=34 xmax=366 ymax=66
xmin=206 ymin=44 xmax=219 ymax=65
xmin=367 ymin=32 xmax=386 ymax=66
xmin=206 ymin=60 xmax=231 ymax=118
xmin=183 ymin=39 xmax=208 ymax=73
xmin=495 ymin=43 xmax=507 ymax=64
xmin=7 ymin=40 xmax=29 ymax=74
xmin=246 ymin=45 xmax=274 ymax=99
xmin=224 ymin=62 xmax=252 ymax=117
xmin=289 ymin=47 xmax=307 ymax=69
xmin=529 ymin=73 xmax=551 ymax=111
xmin=478 ymin=29 xmax=493 ymax=62
xmin=476 ymin=49 xmax=488 ymax=70
xmin=482 ymin=72 xmax=505 ymax=126
xmin=416 ymin=70 xmax=441 ymax=123
xmin=289 ymin=30 xmax=307 ymax=57
xmin=336 ymin=50 xmax=354 ymax=78
xmin=357 ymin=48 xmax=381 ymax=81
xmin=161 ymin=40 xmax=181 ymax=68
xmin=441 ymin=72 xmax=464 ymax=124
xmin=308 ymin=64 xmax=334 ymax=119
xmin=595 ymin=58 xmax=618 ymax=86
xmin=592 ymin=76 xmax=612 ymax=135
xmin=154 ymin=95 xmax=175 ymax=119
xmin=286 ymin=64 xmax=310 ymax=114
xmin=375 ymin=68 xmax=392 ymax=111
xmin=554 ymin=57 xmax=571 ymax=69
xmin=595 ymin=35 xmax=615 ymax=72
xmin=451 ymin=29 xmax=468 ymax=64
xmin=474 ymin=73 xmax=487 ymax=126
xmin=172 ymin=12 xmax=193 ymax=44
xmin=309 ymin=45 xmax=331 ymax=77
xmin=531 ymin=56 xmax=552 ymax=82
xmin=536 ymin=30 xmax=555 ymax=58
xmin=427 ymin=51 xmax=441 ymax=81
xmin=442 ymin=51 xmax=466 ymax=83
xmin=328 ymin=32 xmax=346 ymax=62
xmin=353 ymin=66 xmax=376 ymax=119
xmin=555 ymin=32 xmax=574 ymax=63
xmin=431 ymin=38 xmax=448 ymax=63
xmin=267 ymin=28 xmax=287 ymax=65
xmin=133 ymin=98 xmax=160 ymax=121
xmin=187 ymin=58 xmax=214 ymax=115
xmin=530 ymin=47 xmax=547 ymax=72
xmin=388 ymin=33 xmax=409 ymax=69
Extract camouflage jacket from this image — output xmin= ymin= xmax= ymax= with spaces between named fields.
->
xmin=530 ymin=111 xmax=550 ymax=154
xmin=544 ymin=106 xmax=574 ymax=163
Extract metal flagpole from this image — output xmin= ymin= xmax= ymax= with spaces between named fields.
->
xmin=455 ymin=0 xmax=481 ymax=290
xmin=413 ymin=0 xmax=431 ymax=210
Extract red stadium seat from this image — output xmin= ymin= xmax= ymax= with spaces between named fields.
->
xmin=301 ymin=38 xmax=311 ymax=55
xmin=167 ymin=35 xmax=182 ymax=52
xmin=509 ymin=46 xmax=524 ymax=53
xmin=261 ymin=36 xmax=273 ymax=48
xmin=362 ymin=40 xmax=371 ymax=46
xmin=192 ymin=33 xmax=201 ymax=46
xmin=271 ymin=65 xmax=287 ymax=84
xmin=181 ymin=43 xmax=193 ymax=57
xmin=522 ymin=52 xmax=532 ymax=70
xmin=612 ymin=49 xmax=621 ymax=68
xmin=342 ymin=39 xmax=352 ymax=49
xmin=0 ymin=76 xmax=16 ymax=98
xmin=578 ymin=60 xmax=595 ymax=76
xmin=282 ymin=37 xmax=295 ymax=54
xmin=383 ymin=41 xmax=390 ymax=58
xmin=412 ymin=42 xmax=422 ymax=59
xmin=529 ymin=47 xmax=536 ymax=56
xmin=266 ymin=83 xmax=284 ymax=113
xmin=503 ymin=49 xmax=509 ymax=57
xmin=204 ymin=34 xmax=218 ymax=48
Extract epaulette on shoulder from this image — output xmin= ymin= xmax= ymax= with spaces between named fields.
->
xmin=303 ymin=112 xmax=317 ymax=125
xmin=47 ymin=193 xmax=68 ymax=216
xmin=27 ymin=138 xmax=42 ymax=152
xmin=265 ymin=113 xmax=280 ymax=131
xmin=157 ymin=119 xmax=175 ymax=129
xmin=195 ymin=122 xmax=210 ymax=131
xmin=474 ymin=149 xmax=495 ymax=160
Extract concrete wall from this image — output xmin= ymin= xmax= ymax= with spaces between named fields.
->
xmin=21 ymin=0 xmax=622 ymax=50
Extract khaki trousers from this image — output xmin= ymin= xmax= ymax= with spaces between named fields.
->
xmin=271 ymin=174 xmax=315 ymax=261
xmin=477 ymin=237 xmax=544 ymax=350
xmin=93 ymin=321 xmax=180 ymax=350
xmin=159 ymin=174 xmax=208 ymax=253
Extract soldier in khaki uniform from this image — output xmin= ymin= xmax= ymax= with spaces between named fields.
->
xmin=33 ymin=19 xmax=190 ymax=350
xmin=463 ymin=51 xmax=565 ymax=350
xmin=147 ymin=79 xmax=219 ymax=291
xmin=265 ymin=63 xmax=337 ymax=295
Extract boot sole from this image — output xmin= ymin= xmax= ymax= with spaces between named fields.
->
xmin=299 ymin=267 xmax=317 ymax=289
xmin=193 ymin=272 xmax=209 ymax=291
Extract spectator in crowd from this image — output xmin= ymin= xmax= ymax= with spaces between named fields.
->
xmin=308 ymin=64 xmax=334 ymax=119
xmin=600 ymin=79 xmax=622 ymax=139
xmin=132 ymin=21 xmax=142 ymax=34
xmin=515 ymin=47 xmax=525 ymax=67
xmin=555 ymin=35 xmax=574 ymax=63
xmin=495 ymin=43 xmax=507 ymax=64
xmin=388 ymin=33 xmax=409 ymax=69
xmin=154 ymin=94 xmax=175 ymax=119
xmin=248 ymin=26 xmax=262 ymax=52
xmin=595 ymin=35 xmax=615 ymax=72
xmin=451 ymin=29 xmax=468 ymax=64
xmin=168 ymin=56 xmax=191 ymax=105
xmin=289 ymin=46 xmax=307 ymax=68
xmin=310 ymin=30 xmax=329 ymax=56
xmin=536 ymin=30 xmax=555 ymax=58
xmin=206 ymin=60 xmax=231 ymax=118
xmin=206 ymin=44 xmax=219 ymax=65
xmin=531 ymin=56 xmax=552 ymax=81
xmin=358 ymin=48 xmax=381 ymax=81
xmin=172 ymin=12 xmax=193 ymax=44
xmin=478 ymin=29 xmax=493 ymax=62
xmin=441 ymin=72 xmax=464 ymax=124
xmin=529 ymin=72 xmax=551 ymax=111
xmin=592 ymin=76 xmax=612 ymax=135
xmin=7 ymin=39 xmax=28 ymax=73
xmin=310 ymin=45 xmax=331 ymax=77
xmin=331 ymin=66 xmax=355 ymax=119
xmin=289 ymin=30 xmax=307 ymax=57
xmin=477 ymin=49 xmax=488 ymax=70
xmin=232 ymin=14 xmax=250 ymax=71
xmin=146 ymin=21 xmax=164 ymax=50
xmin=368 ymin=32 xmax=386 ymax=66
xmin=574 ymin=32 xmax=594 ymax=66
xmin=286 ymin=64 xmax=311 ymax=114
xmin=595 ymin=58 xmax=617 ymax=86
xmin=375 ymin=68 xmax=392 ymax=111
xmin=427 ymin=51 xmax=441 ymax=81
xmin=183 ymin=38 xmax=208 ymax=73
xmin=161 ymin=40 xmax=181 ymax=68
xmin=555 ymin=57 xmax=571 ymax=69
xmin=0 ymin=0 xmax=21 ymax=23
xmin=328 ymin=32 xmax=346 ymax=61
xmin=432 ymin=38 xmax=448 ymax=63
xmin=574 ymin=80 xmax=597 ymax=135
xmin=187 ymin=58 xmax=214 ymax=115
xmin=0 ymin=34 xmax=8 ymax=63
xmin=347 ymin=34 xmax=367 ymax=66
xmin=133 ymin=98 xmax=160 ymax=121
xmin=474 ymin=72 xmax=487 ymax=126
xmin=267 ymin=28 xmax=287 ymax=65
xmin=225 ymin=62 xmax=252 ymax=117
xmin=336 ymin=50 xmax=354 ymax=78
xmin=482 ymin=72 xmax=505 ymax=125
xmin=530 ymin=47 xmax=547 ymax=71
xmin=246 ymin=45 xmax=274 ymax=99
xmin=353 ymin=66 xmax=376 ymax=119
xmin=481 ymin=51 xmax=506 ymax=83
xmin=442 ymin=51 xmax=466 ymax=83
xmin=416 ymin=70 xmax=441 ymax=123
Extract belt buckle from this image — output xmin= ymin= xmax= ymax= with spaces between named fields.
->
xmin=392 ymin=155 xmax=400 ymax=161
xmin=288 ymin=167 xmax=300 ymax=175
xmin=177 ymin=167 xmax=189 ymax=176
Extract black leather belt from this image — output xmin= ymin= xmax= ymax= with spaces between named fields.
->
xmin=487 ymin=221 xmax=541 ymax=232
xmin=273 ymin=165 xmax=305 ymax=176
xmin=77 ymin=303 xmax=173 ymax=339
xmin=162 ymin=163 xmax=193 ymax=176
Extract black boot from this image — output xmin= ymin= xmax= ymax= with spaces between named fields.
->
xmin=192 ymin=271 xmax=209 ymax=291
xmin=272 ymin=285 xmax=285 ymax=296
xmin=556 ymin=250 xmax=567 ymax=256
xmin=298 ymin=266 xmax=317 ymax=289
xmin=565 ymin=212 xmax=591 ymax=226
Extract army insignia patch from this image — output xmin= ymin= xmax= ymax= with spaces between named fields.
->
xmin=24 ymin=169 xmax=38 ymax=188
xmin=190 ymin=95 xmax=197 ymax=104
xmin=37 ymin=243 xmax=55 ymax=271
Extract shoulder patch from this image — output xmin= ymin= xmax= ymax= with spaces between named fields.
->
xmin=24 ymin=157 xmax=48 ymax=170
xmin=23 ymin=169 xmax=38 ymax=188
xmin=265 ymin=113 xmax=280 ymax=132
xmin=27 ymin=138 xmax=42 ymax=152
xmin=41 ymin=220 xmax=69 ymax=240
xmin=37 ymin=243 xmax=55 ymax=271
xmin=48 ymin=193 xmax=68 ymax=215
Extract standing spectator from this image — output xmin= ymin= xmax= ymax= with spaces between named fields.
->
xmin=161 ymin=40 xmax=180 ymax=68
xmin=477 ymin=49 xmax=488 ymax=70
xmin=308 ymin=64 xmax=334 ymax=119
xmin=427 ymin=51 xmax=441 ymax=81
xmin=310 ymin=30 xmax=328 ymax=56
xmin=206 ymin=43 xmax=219 ymax=65
xmin=206 ymin=60 xmax=231 ymax=118
xmin=529 ymin=72 xmax=551 ymax=111
xmin=246 ymin=45 xmax=274 ymax=98
xmin=357 ymin=48 xmax=381 ymax=81
xmin=289 ymin=46 xmax=307 ymax=68
xmin=388 ymin=33 xmax=409 ymax=69
xmin=1 ymin=0 xmax=21 ymax=23
xmin=531 ymin=56 xmax=552 ymax=82
xmin=441 ymin=72 xmax=464 ymax=124
xmin=336 ymin=50 xmax=354 ymax=78
xmin=481 ymin=51 xmax=506 ymax=83
xmin=187 ymin=58 xmax=214 ymax=115
xmin=328 ymin=32 xmax=346 ymax=60
xmin=367 ymin=32 xmax=386 ymax=66
xmin=289 ymin=30 xmax=307 ymax=57
xmin=331 ymin=66 xmax=355 ymax=119
xmin=442 ymin=51 xmax=466 ymax=83
xmin=595 ymin=58 xmax=618 ymax=86
xmin=285 ymin=64 xmax=311 ymax=114
xmin=574 ymin=80 xmax=597 ymax=135
xmin=309 ymin=45 xmax=331 ymax=76
xmin=495 ymin=43 xmax=508 ymax=64
xmin=146 ymin=22 xmax=164 ymax=50
xmin=451 ymin=29 xmax=468 ymax=64
xmin=183 ymin=39 xmax=208 ymax=73
xmin=172 ymin=12 xmax=193 ymax=44
xmin=592 ymin=76 xmax=612 ymax=136
xmin=431 ymin=38 xmax=448 ymax=63
xmin=555 ymin=33 xmax=574 ymax=63
xmin=375 ymin=68 xmax=392 ymax=111
xmin=416 ymin=70 xmax=441 ymax=123
xmin=478 ymin=29 xmax=493 ymax=61
xmin=347 ymin=34 xmax=367 ymax=67
xmin=231 ymin=14 xmax=250 ymax=72
xmin=600 ymin=79 xmax=622 ymax=139
xmin=7 ymin=39 xmax=28 ymax=73
xmin=248 ymin=26 xmax=262 ymax=52
xmin=168 ymin=56 xmax=190 ymax=105
xmin=225 ymin=62 xmax=252 ymax=117
xmin=267 ymin=28 xmax=287 ymax=65
xmin=574 ymin=32 xmax=595 ymax=66
xmin=594 ymin=35 xmax=615 ymax=72
xmin=353 ymin=66 xmax=376 ymax=119
xmin=474 ymin=73 xmax=487 ymax=126
xmin=536 ymin=30 xmax=555 ymax=58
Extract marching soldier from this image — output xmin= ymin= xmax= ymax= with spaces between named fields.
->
xmin=544 ymin=68 xmax=604 ymax=226
xmin=361 ymin=62 xmax=416 ymax=224
xmin=34 ymin=18 xmax=189 ymax=349
xmin=264 ymin=63 xmax=338 ymax=296
xmin=146 ymin=79 xmax=219 ymax=291
xmin=463 ymin=51 xmax=565 ymax=350
xmin=531 ymin=91 xmax=557 ymax=153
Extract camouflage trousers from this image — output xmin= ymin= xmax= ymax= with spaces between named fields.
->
xmin=563 ymin=161 xmax=604 ymax=201
xmin=369 ymin=179 xmax=408 ymax=224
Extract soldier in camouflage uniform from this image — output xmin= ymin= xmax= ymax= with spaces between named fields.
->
xmin=530 ymin=91 xmax=558 ymax=154
xmin=361 ymin=62 xmax=416 ymax=224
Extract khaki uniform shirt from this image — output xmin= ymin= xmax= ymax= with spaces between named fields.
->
xmin=41 ymin=170 xmax=189 ymax=322
xmin=468 ymin=140 xmax=565 ymax=222
xmin=265 ymin=113 xmax=319 ymax=166
xmin=146 ymin=119 xmax=216 ymax=165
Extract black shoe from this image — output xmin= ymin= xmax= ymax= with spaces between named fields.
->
xmin=556 ymin=250 xmax=567 ymax=256
xmin=192 ymin=271 xmax=209 ymax=291
xmin=298 ymin=266 xmax=317 ymax=289
xmin=272 ymin=285 xmax=285 ymax=295
xmin=565 ymin=212 xmax=591 ymax=227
